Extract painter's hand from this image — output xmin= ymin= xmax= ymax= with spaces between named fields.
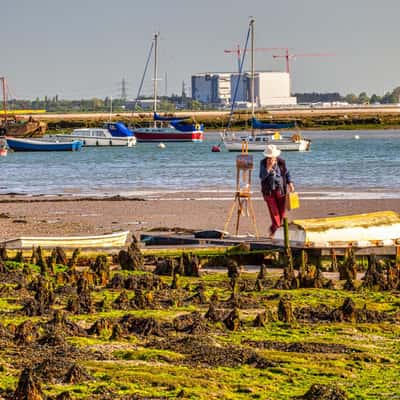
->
xmin=288 ymin=183 xmax=295 ymax=192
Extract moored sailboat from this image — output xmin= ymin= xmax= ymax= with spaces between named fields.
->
xmin=221 ymin=20 xmax=310 ymax=152
xmin=133 ymin=34 xmax=204 ymax=143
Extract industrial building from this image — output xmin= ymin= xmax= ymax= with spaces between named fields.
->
xmin=191 ymin=71 xmax=296 ymax=106
xmin=191 ymin=73 xmax=231 ymax=105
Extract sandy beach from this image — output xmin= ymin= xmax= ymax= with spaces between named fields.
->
xmin=1 ymin=190 xmax=399 ymax=242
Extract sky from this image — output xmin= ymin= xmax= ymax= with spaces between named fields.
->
xmin=1 ymin=0 xmax=400 ymax=99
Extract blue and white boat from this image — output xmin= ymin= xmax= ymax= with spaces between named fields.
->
xmin=222 ymin=118 xmax=311 ymax=152
xmin=47 ymin=122 xmax=136 ymax=147
xmin=6 ymin=137 xmax=82 ymax=152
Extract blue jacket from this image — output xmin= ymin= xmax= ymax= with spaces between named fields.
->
xmin=259 ymin=157 xmax=292 ymax=195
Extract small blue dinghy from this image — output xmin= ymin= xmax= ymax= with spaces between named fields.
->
xmin=6 ymin=137 xmax=83 ymax=152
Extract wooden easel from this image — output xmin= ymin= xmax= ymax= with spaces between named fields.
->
xmin=223 ymin=141 xmax=259 ymax=237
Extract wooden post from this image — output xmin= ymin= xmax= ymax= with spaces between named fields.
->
xmin=283 ymin=217 xmax=294 ymax=271
xmin=283 ymin=217 xmax=290 ymax=250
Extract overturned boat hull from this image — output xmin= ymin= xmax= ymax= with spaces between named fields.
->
xmin=2 ymin=231 xmax=130 ymax=249
xmin=274 ymin=211 xmax=400 ymax=248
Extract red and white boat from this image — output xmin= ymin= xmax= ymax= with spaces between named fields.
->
xmin=132 ymin=34 xmax=204 ymax=143
xmin=134 ymin=113 xmax=204 ymax=142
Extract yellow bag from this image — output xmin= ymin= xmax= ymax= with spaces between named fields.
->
xmin=286 ymin=192 xmax=300 ymax=210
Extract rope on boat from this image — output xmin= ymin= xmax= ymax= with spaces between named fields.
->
xmin=131 ymin=40 xmax=154 ymax=126
xmin=215 ymin=24 xmax=251 ymax=150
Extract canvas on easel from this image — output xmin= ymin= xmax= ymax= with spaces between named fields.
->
xmin=223 ymin=141 xmax=259 ymax=238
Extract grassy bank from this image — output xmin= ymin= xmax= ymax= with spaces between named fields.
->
xmin=43 ymin=110 xmax=400 ymax=132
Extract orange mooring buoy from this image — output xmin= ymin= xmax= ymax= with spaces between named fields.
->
xmin=211 ymin=145 xmax=221 ymax=152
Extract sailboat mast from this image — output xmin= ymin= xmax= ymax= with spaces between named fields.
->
xmin=153 ymin=33 xmax=159 ymax=128
xmin=1 ymin=77 xmax=7 ymax=125
xmin=250 ymin=18 xmax=255 ymax=120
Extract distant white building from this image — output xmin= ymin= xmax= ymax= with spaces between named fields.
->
xmin=231 ymin=72 xmax=296 ymax=106
xmin=191 ymin=71 xmax=296 ymax=106
xmin=191 ymin=73 xmax=231 ymax=105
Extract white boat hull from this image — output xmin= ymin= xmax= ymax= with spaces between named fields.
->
xmin=48 ymin=135 xmax=136 ymax=147
xmin=223 ymin=138 xmax=310 ymax=152
xmin=274 ymin=211 xmax=400 ymax=248
xmin=2 ymin=231 xmax=130 ymax=249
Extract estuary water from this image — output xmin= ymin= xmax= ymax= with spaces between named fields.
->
xmin=0 ymin=130 xmax=400 ymax=198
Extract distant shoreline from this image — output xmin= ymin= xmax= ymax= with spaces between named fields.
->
xmin=18 ymin=107 xmax=400 ymax=131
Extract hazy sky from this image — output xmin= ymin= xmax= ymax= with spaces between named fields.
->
xmin=1 ymin=0 xmax=399 ymax=99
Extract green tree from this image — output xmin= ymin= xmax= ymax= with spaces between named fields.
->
xmin=369 ymin=94 xmax=380 ymax=104
xmin=391 ymin=86 xmax=400 ymax=103
xmin=344 ymin=93 xmax=358 ymax=104
xmin=358 ymin=92 xmax=369 ymax=104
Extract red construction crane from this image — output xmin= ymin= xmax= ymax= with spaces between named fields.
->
xmin=273 ymin=49 xmax=335 ymax=74
xmin=224 ymin=45 xmax=287 ymax=72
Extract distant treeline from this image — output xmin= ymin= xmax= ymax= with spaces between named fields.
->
xmin=295 ymin=87 xmax=400 ymax=105
xmin=2 ymin=86 xmax=400 ymax=113
xmin=294 ymin=92 xmax=342 ymax=103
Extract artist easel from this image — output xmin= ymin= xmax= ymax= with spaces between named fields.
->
xmin=223 ymin=141 xmax=259 ymax=238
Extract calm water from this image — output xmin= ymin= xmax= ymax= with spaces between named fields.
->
xmin=1 ymin=130 xmax=400 ymax=197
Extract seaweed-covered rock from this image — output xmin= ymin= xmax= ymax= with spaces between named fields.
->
xmin=113 ymin=291 xmax=131 ymax=310
xmin=52 ymin=247 xmax=68 ymax=265
xmin=0 ymin=246 xmax=8 ymax=262
xmin=109 ymin=273 xmax=125 ymax=289
xmin=154 ymin=257 xmax=176 ymax=276
xmin=37 ymin=331 xmax=66 ymax=347
xmin=182 ymin=253 xmax=201 ymax=277
xmin=14 ymin=320 xmax=40 ymax=344
xmin=170 ymin=272 xmax=180 ymax=290
xmin=90 ymin=255 xmax=110 ymax=286
xmin=63 ymin=363 xmax=93 ymax=384
xmin=110 ymin=324 xmax=124 ymax=341
xmin=339 ymin=248 xmax=357 ymax=281
xmin=131 ymin=289 xmax=153 ymax=309
xmin=67 ymin=248 xmax=80 ymax=268
xmin=227 ymin=259 xmax=241 ymax=280
xmin=87 ymin=318 xmax=113 ymax=336
xmin=55 ymin=392 xmax=73 ymax=400
xmin=173 ymin=311 xmax=209 ymax=334
xmin=331 ymin=297 xmax=356 ymax=322
xmin=12 ymin=367 xmax=44 ymax=400
xmin=224 ymin=308 xmax=240 ymax=331
xmin=66 ymin=276 xmax=93 ymax=314
xmin=119 ymin=315 xmax=162 ymax=337
xmin=0 ymin=257 xmax=6 ymax=273
xmin=45 ymin=310 xmax=87 ymax=337
xmin=362 ymin=254 xmax=387 ymax=290
xmin=295 ymin=383 xmax=348 ymax=400
xmin=204 ymin=302 xmax=224 ymax=323
xmin=186 ymin=284 xmax=207 ymax=304
xmin=278 ymin=296 xmax=295 ymax=323
xmin=253 ymin=312 xmax=267 ymax=327
xmin=118 ymin=237 xmax=144 ymax=271
xmin=124 ymin=273 xmax=164 ymax=291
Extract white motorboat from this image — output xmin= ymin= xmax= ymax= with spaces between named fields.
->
xmin=47 ymin=122 xmax=136 ymax=147
xmin=222 ymin=130 xmax=311 ymax=152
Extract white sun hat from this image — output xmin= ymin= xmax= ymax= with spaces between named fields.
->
xmin=263 ymin=144 xmax=281 ymax=158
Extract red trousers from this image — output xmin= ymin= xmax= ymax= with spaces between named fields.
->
xmin=263 ymin=189 xmax=286 ymax=235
